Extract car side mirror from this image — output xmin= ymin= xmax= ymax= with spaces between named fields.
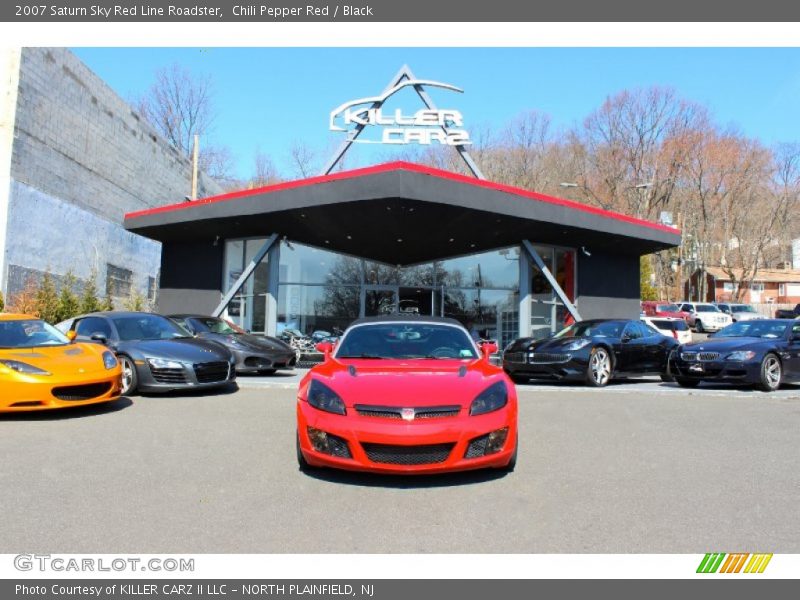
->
xmin=66 ymin=330 xmax=77 ymax=343
xmin=480 ymin=340 xmax=498 ymax=358
xmin=90 ymin=333 xmax=108 ymax=345
xmin=316 ymin=341 xmax=333 ymax=357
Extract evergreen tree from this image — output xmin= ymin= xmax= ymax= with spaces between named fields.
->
xmin=640 ymin=255 xmax=659 ymax=301
xmin=0 ymin=290 xmax=4 ymax=312
xmin=124 ymin=288 xmax=147 ymax=312
xmin=100 ymin=293 xmax=115 ymax=312
xmin=55 ymin=272 xmax=80 ymax=322
xmin=80 ymin=273 xmax=101 ymax=314
xmin=35 ymin=271 xmax=60 ymax=323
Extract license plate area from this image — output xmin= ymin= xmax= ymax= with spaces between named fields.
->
xmin=689 ymin=363 xmax=705 ymax=373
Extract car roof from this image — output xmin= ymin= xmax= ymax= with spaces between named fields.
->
xmin=348 ymin=315 xmax=465 ymax=327
xmin=0 ymin=313 xmax=38 ymax=321
xmin=166 ymin=314 xmax=215 ymax=319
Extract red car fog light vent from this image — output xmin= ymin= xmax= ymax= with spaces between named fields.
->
xmin=306 ymin=427 xmax=352 ymax=458
xmin=465 ymin=427 xmax=509 ymax=458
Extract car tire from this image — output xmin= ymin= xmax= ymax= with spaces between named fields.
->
xmin=585 ymin=347 xmax=612 ymax=387
xmin=501 ymin=435 xmax=518 ymax=472
xmin=508 ymin=373 xmax=529 ymax=385
xmin=296 ymin=433 xmax=317 ymax=472
xmin=757 ymin=353 xmax=782 ymax=392
xmin=675 ymin=377 xmax=700 ymax=388
xmin=695 ymin=320 xmax=705 ymax=333
xmin=119 ymin=355 xmax=138 ymax=396
xmin=259 ymin=369 xmax=277 ymax=376
xmin=660 ymin=374 xmax=675 ymax=383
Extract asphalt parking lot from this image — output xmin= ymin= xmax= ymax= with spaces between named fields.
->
xmin=2 ymin=372 xmax=799 ymax=554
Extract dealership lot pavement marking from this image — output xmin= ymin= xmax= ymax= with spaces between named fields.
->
xmin=2 ymin=385 xmax=798 ymax=553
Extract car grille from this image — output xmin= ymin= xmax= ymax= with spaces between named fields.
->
xmin=361 ymin=442 xmax=455 ymax=465
xmin=51 ymin=382 xmax=112 ymax=401
xmin=193 ymin=361 xmax=230 ymax=383
xmin=680 ymin=352 xmax=721 ymax=361
xmin=150 ymin=367 xmax=188 ymax=384
xmin=354 ymin=405 xmax=461 ymax=419
xmin=528 ymin=352 xmax=570 ymax=363
xmin=504 ymin=352 xmax=526 ymax=363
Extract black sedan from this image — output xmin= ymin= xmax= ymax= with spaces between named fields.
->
xmin=168 ymin=314 xmax=297 ymax=375
xmin=56 ymin=312 xmax=236 ymax=395
xmin=669 ymin=319 xmax=800 ymax=391
xmin=503 ymin=319 xmax=679 ymax=387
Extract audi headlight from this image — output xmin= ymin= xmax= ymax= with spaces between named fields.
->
xmin=147 ymin=358 xmax=184 ymax=369
xmin=470 ymin=381 xmax=508 ymax=416
xmin=725 ymin=350 xmax=756 ymax=361
xmin=306 ymin=379 xmax=346 ymax=415
xmin=562 ymin=338 xmax=591 ymax=351
xmin=102 ymin=351 xmax=118 ymax=370
xmin=0 ymin=360 xmax=51 ymax=376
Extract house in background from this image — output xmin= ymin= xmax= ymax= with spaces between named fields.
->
xmin=685 ymin=266 xmax=800 ymax=304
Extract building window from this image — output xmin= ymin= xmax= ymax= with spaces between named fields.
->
xmin=779 ymin=283 xmax=786 ymax=297
xmin=106 ymin=264 xmax=132 ymax=298
xmin=147 ymin=276 xmax=157 ymax=302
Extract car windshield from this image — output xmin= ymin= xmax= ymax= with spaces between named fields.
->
xmin=731 ymin=305 xmax=756 ymax=313
xmin=0 ymin=319 xmax=70 ymax=348
xmin=554 ymin=321 xmax=624 ymax=339
xmin=716 ymin=321 xmax=788 ymax=339
xmin=112 ymin=315 xmax=191 ymax=341
xmin=695 ymin=305 xmax=721 ymax=312
xmin=193 ymin=318 xmax=239 ymax=334
xmin=336 ymin=323 xmax=478 ymax=359
xmin=656 ymin=304 xmax=680 ymax=312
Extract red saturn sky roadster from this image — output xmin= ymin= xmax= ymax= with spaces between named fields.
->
xmin=296 ymin=316 xmax=518 ymax=474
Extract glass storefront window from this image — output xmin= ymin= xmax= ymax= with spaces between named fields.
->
xmin=280 ymin=241 xmax=361 ymax=284
xmin=436 ymin=247 xmax=519 ymax=289
xmin=443 ymin=288 xmax=519 ymax=348
xmin=528 ymin=246 xmax=576 ymax=339
xmin=277 ymin=284 xmax=359 ymax=337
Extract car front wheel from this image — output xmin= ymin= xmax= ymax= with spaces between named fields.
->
xmin=757 ymin=353 xmax=782 ymax=392
xmin=695 ymin=320 xmax=705 ymax=333
xmin=585 ymin=347 xmax=612 ymax=387
xmin=119 ymin=355 xmax=138 ymax=395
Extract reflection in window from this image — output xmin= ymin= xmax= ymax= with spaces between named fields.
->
xmin=443 ymin=288 xmax=519 ymax=348
xmin=280 ymin=241 xmax=361 ymax=284
xmin=437 ymin=247 xmax=519 ymax=290
xmin=277 ymin=284 xmax=359 ymax=337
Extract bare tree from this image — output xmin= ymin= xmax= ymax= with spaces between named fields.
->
xmin=135 ymin=63 xmax=234 ymax=183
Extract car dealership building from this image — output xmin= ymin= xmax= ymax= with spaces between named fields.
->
xmin=125 ymin=161 xmax=681 ymax=348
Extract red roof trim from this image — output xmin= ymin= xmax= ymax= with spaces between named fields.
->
xmin=125 ymin=161 xmax=681 ymax=235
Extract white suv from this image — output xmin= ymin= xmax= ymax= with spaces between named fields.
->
xmin=716 ymin=303 xmax=764 ymax=322
xmin=678 ymin=302 xmax=733 ymax=333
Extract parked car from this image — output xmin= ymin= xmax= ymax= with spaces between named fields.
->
xmin=775 ymin=304 xmax=800 ymax=319
xmin=296 ymin=315 xmax=517 ymax=474
xmin=56 ymin=312 xmax=236 ymax=395
xmin=503 ymin=319 xmax=679 ymax=387
xmin=168 ymin=314 xmax=296 ymax=375
xmin=715 ymin=303 xmax=764 ymax=322
xmin=669 ymin=319 xmax=800 ymax=391
xmin=677 ymin=302 xmax=733 ymax=333
xmin=641 ymin=301 xmax=692 ymax=322
xmin=642 ymin=316 xmax=693 ymax=344
xmin=1 ymin=313 xmax=122 ymax=412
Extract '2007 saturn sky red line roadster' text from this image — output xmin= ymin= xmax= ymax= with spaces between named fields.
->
xmin=296 ymin=316 xmax=518 ymax=474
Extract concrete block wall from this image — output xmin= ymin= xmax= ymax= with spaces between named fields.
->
xmin=2 ymin=47 xmax=224 ymax=301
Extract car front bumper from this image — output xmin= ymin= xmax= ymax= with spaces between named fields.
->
xmin=503 ymin=351 xmax=587 ymax=381
xmin=135 ymin=360 xmax=236 ymax=393
xmin=296 ymin=400 xmax=517 ymax=474
xmin=231 ymin=349 xmax=296 ymax=373
xmin=0 ymin=371 xmax=122 ymax=412
xmin=669 ymin=357 xmax=761 ymax=383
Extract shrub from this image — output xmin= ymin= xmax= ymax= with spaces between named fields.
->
xmin=55 ymin=272 xmax=80 ymax=323
xmin=79 ymin=273 xmax=102 ymax=314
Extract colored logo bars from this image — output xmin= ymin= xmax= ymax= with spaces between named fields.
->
xmin=697 ymin=553 xmax=773 ymax=574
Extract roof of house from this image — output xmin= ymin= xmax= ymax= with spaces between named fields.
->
xmin=704 ymin=266 xmax=800 ymax=283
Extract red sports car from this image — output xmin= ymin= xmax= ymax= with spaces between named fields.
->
xmin=296 ymin=316 xmax=518 ymax=474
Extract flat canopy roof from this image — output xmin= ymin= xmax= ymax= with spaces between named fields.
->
xmin=124 ymin=161 xmax=681 ymax=265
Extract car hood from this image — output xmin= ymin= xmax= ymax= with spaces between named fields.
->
xmin=307 ymin=359 xmax=506 ymax=408
xmin=680 ymin=337 xmax=771 ymax=353
xmin=0 ymin=343 xmax=112 ymax=376
xmin=199 ymin=333 xmax=292 ymax=353
xmin=115 ymin=338 xmax=232 ymax=361
xmin=528 ymin=336 xmax=599 ymax=351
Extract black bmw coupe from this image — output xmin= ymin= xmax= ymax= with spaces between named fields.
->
xmin=669 ymin=319 xmax=800 ymax=391
xmin=503 ymin=319 xmax=679 ymax=387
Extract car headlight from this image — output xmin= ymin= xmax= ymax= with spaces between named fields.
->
xmin=147 ymin=357 xmax=184 ymax=369
xmin=562 ymin=338 xmax=591 ymax=351
xmin=726 ymin=350 xmax=756 ymax=361
xmin=306 ymin=379 xmax=346 ymax=415
xmin=470 ymin=381 xmax=508 ymax=416
xmin=102 ymin=351 xmax=118 ymax=370
xmin=0 ymin=360 xmax=51 ymax=376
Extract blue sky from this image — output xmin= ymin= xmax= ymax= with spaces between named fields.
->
xmin=72 ymin=48 xmax=800 ymax=180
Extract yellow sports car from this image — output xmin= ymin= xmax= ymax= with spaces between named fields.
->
xmin=0 ymin=313 xmax=122 ymax=412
